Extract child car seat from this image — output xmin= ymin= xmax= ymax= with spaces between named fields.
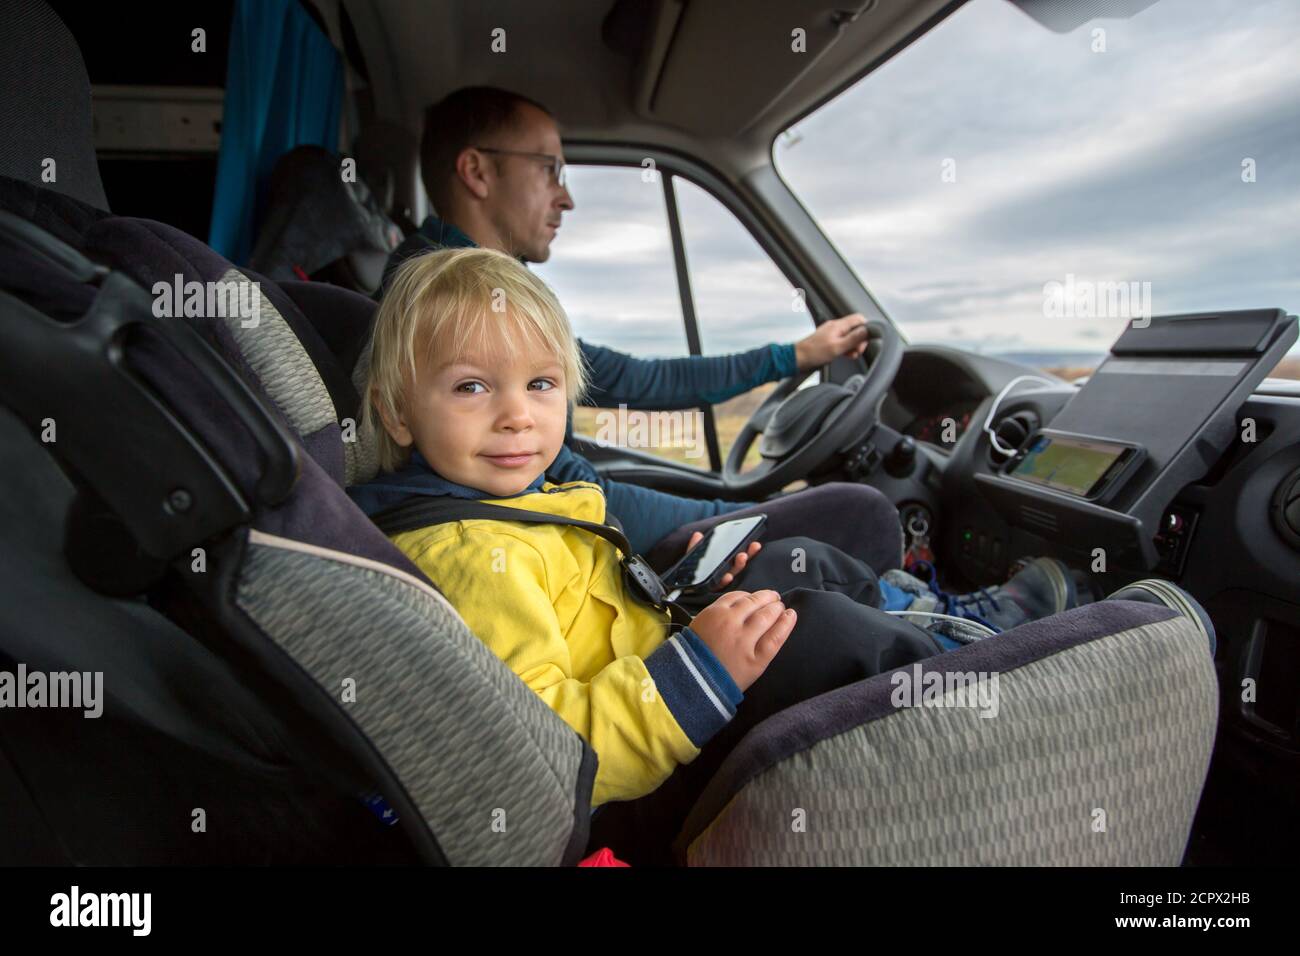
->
xmin=0 ymin=210 xmax=596 ymax=865
xmin=0 ymin=0 xmax=1220 ymax=865
xmin=0 ymin=204 xmax=1220 ymax=865
xmin=249 ymin=145 xmax=404 ymax=297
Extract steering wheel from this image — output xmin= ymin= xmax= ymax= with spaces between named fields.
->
xmin=722 ymin=319 xmax=902 ymax=498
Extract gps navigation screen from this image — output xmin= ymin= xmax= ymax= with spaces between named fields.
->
xmin=1010 ymin=434 xmax=1129 ymax=498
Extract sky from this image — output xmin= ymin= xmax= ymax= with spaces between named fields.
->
xmin=535 ymin=0 xmax=1300 ymax=363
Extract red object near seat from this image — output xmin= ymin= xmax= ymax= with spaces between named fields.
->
xmin=578 ymin=847 xmax=629 ymax=867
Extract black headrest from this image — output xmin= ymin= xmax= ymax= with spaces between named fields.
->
xmin=0 ymin=1 xmax=109 ymax=211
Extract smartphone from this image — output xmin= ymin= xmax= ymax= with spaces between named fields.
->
xmin=660 ymin=514 xmax=767 ymax=599
xmin=1005 ymin=430 xmax=1146 ymax=503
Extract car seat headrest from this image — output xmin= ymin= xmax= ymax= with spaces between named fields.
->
xmin=83 ymin=216 xmax=381 ymax=487
xmin=0 ymin=1 xmax=109 ymax=212
xmin=249 ymin=145 xmax=403 ymax=297
xmin=274 ymin=276 xmax=377 ymax=411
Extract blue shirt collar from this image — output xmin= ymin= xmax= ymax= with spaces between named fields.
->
xmin=416 ymin=215 xmax=529 ymax=265
xmin=347 ymin=448 xmax=545 ymax=516
xmin=417 ymin=215 xmax=478 ymax=250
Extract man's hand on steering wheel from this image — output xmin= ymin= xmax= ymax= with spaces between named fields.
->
xmin=722 ymin=313 xmax=902 ymax=497
xmin=794 ymin=313 xmax=869 ymax=371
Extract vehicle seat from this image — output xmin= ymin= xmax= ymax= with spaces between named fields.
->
xmin=249 ymin=145 xmax=403 ymax=297
xmin=3 ymin=210 xmax=597 ymax=865
xmin=0 ymin=0 xmax=1220 ymax=866
xmin=0 ymin=2 xmax=110 ymax=246
xmin=25 ymin=205 xmax=1218 ymax=866
xmin=0 ymin=0 xmax=108 ymax=213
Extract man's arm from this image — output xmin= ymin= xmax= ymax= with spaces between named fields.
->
xmin=579 ymin=314 xmax=869 ymax=410
xmin=580 ymin=340 xmax=796 ymax=410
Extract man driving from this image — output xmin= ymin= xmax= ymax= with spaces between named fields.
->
xmin=379 ymin=85 xmax=903 ymax=570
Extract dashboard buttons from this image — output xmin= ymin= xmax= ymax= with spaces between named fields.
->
xmin=844 ymin=441 xmax=882 ymax=480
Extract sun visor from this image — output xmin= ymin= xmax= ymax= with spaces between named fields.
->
xmin=642 ymin=0 xmax=873 ymax=137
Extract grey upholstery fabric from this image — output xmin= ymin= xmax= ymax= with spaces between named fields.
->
xmin=269 ymin=278 xmax=381 ymax=486
xmin=349 ymin=337 xmax=381 ymax=486
xmin=214 ymin=265 xmax=379 ymax=486
xmin=236 ymin=535 xmax=589 ymax=866
xmin=683 ymin=612 xmax=1218 ymax=865
xmin=0 ymin=2 xmax=109 ymax=210
xmin=218 ymin=267 xmax=336 ymax=440
xmin=352 ymin=337 xmax=373 ymax=403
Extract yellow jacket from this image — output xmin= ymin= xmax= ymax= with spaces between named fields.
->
xmin=390 ymin=481 xmax=742 ymax=806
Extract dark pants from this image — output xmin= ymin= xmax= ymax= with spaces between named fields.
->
xmin=587 ymin=536 xmax=941 ymax=866
xmin=639 ymin=481 xmax=905 ymax=578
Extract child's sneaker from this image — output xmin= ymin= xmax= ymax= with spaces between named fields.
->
xmin=1105 ymin=579 xmax=1216 ymax=656
xmin=882 ymin=557 xmax=1080 ymax=645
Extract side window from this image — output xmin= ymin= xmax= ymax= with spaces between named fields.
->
xmin=531 ymin=165 xmax=700 ymax=466
xmin=674 ymin=177 xmax=817 ymax=470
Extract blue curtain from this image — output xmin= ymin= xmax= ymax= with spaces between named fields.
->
xmin=209 ymin=0 xmax=343 ymax=264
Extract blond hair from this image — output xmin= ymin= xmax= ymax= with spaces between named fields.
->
xmin=363 ymin=247 xmax=587 ymax=472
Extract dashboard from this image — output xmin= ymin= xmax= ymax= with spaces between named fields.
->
xmin=899 ymin=402 xmax=979 ymax=445
xmin=871 ymin=338 xmax=1300 ymax=608
xmin=879 ymin=350 xmax=998 ymax=451
xmin=868 ymin=332 xmax=1300 ymax=773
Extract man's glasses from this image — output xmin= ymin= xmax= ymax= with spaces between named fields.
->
xmin=474 ymin=147 xmax=567 ymax=188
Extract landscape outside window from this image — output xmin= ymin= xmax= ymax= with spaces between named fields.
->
xmin=536 ymin=0 xmax=1298 ymax=472
xmin=774 ymin=0 xmax=1300 ymax=383
xmin=535 ymin=166 xmax=814 ymax=470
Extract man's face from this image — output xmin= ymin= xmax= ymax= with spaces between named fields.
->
xmin=478 ymin=104 xmax=573 ymax=262
xmin=382 ymin=319 xmax=569 ymax=497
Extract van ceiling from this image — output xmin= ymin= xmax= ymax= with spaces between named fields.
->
xmin=344 ymin=0 xmax=961 ymax=176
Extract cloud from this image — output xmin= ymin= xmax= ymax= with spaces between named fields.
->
xmin=776 ymin=0 xmax=1300 ymax=354
xmin=536 ymin=0 xmax=1300 ymax=362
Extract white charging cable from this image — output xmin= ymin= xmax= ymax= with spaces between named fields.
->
xmin=982 ymin=374 xmax=1058 ymax=457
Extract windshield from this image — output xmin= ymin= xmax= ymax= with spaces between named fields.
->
xmin=773 ymin=0 xmax=1300 ymax=381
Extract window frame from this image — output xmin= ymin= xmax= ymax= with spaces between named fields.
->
xmin=558 ymin=143 xmax=835 ymax=473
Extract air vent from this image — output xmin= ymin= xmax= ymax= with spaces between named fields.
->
xmin=987 ymin=410 xmax=1040 ymax=466
xmin=1271 ymin=467 xmax=1300 ymax=550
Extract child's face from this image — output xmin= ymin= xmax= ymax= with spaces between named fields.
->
xmin=382 ymin=323 xmax=569 ymax=497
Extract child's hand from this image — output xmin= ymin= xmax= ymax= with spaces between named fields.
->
xmin=689 ymin=590 xmax=795 ymax=692
xmin=685 ymin=531 xmax=762 ymax=590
